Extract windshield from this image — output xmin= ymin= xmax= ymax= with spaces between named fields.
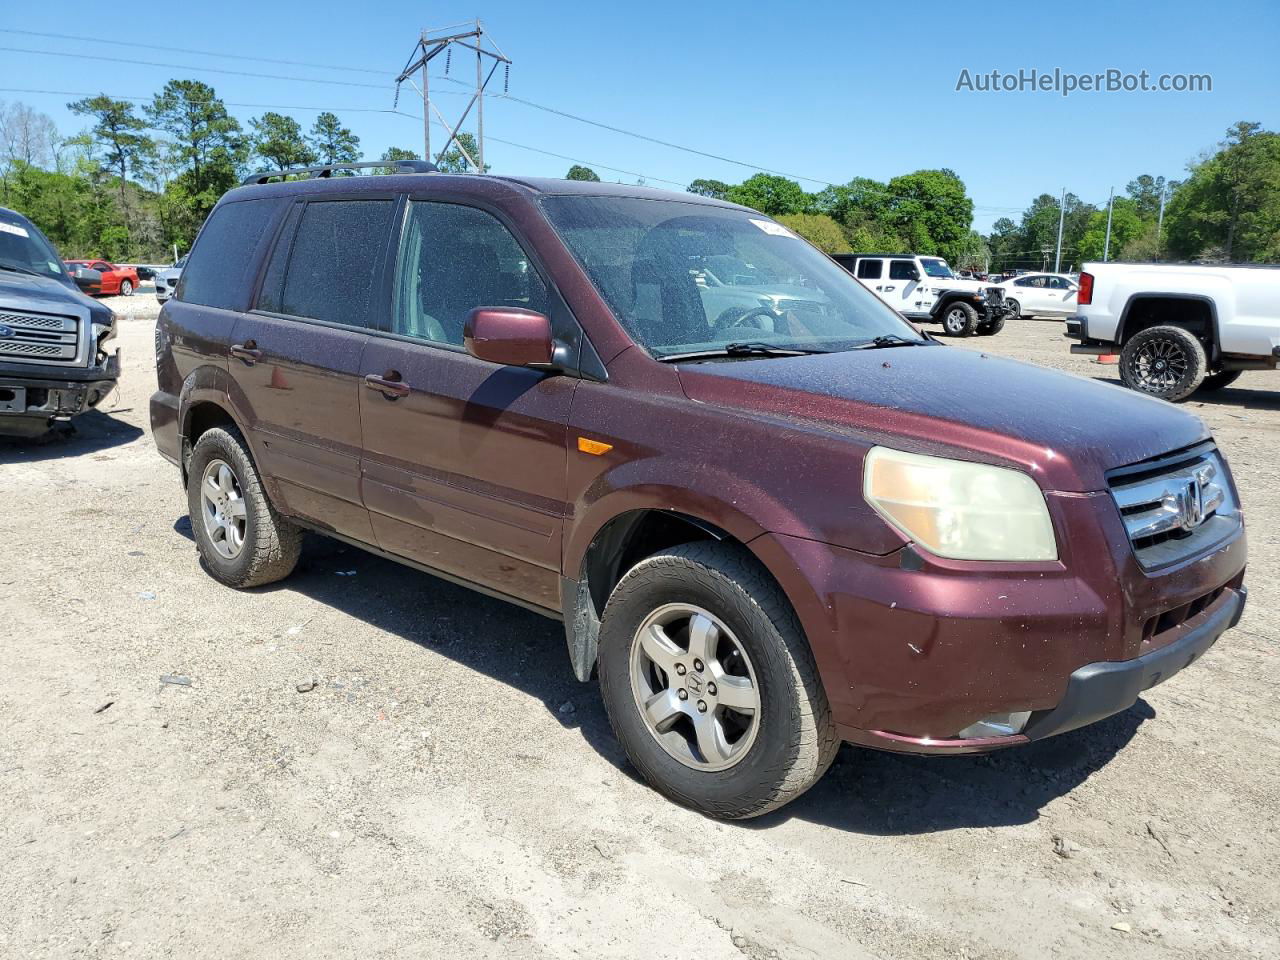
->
xmin=920 ymin=258 xmax=954 ymax=279
xmin=541 ymin=196 xmax=924 ymax=358
xmin=0 ymin=214 xmax=69 ymax=282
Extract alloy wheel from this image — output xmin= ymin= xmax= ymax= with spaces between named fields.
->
xmin=1131 ymin=337 xmax=1189 ymax=392
xmin=629 ymin=603 xmax=760 ymax=771
xmin=200 ymin=458 xmax=248 ymax=560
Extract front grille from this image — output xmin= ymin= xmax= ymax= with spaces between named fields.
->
xmin=985 ymin=287 xmax=1005 ymax=305
xmin=0 ymin=310 xmax=81 ymax=366
xmin=1108 ymin=442 xmax=1239 ymax=569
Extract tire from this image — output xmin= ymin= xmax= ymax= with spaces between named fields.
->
xmin=1005 ymin=298 xmax=1021 ymax=319
xmin=1118 ymin=325 xmax=1207 ymax=402
xmin=597 ymin=542 xmax=838 ymax=820
xmin=977 ymin=313 xmax=1006 ymax=336
xmin=186 ymin=425 xmax=302 ymax=588
xmin=119 ymin=279 xmax=134 ymax=297
xmin=1198 ymin=370 xmax=1243 ymax=393
xmin=940 ymin=300 xmax=979 ymax=336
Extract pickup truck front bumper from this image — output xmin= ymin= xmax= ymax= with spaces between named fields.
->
xmin=0 ymin=351 xmax=120 ymax=437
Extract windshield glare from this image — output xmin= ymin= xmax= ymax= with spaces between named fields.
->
xmin=0 ymin=216 xmax=69 ymax=281
xmin=541 ymin=196 xmax=925 ymax=358
xmin=920 ymin=258 xmax=954 ymax=278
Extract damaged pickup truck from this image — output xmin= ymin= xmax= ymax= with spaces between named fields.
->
xmin=1 ymin=206 xmax=119 ymax=437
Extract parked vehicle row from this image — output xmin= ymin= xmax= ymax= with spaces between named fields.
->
xmin=65 ymin=259 xmax=139 ymax=297
xmin=996 ymin=272 xmax=1080 ymax=319
xmin=147 ymin=165 xmax=1246 ymax=819
xmin=1067 ymin=260 xmax=1280 ymax=401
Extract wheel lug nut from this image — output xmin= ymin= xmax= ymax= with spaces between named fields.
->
xmin=707 ymin=682 xmax=717 ymax=696
xmin=696 ymin=700 xmax=708 ymax=713
xmin=693 ymin=659 xmax=704 ymax=672
xmin=675 ymin=663 xmax=686 ymax=675
xmin=677 ymin=688 xmax=688 ymax=701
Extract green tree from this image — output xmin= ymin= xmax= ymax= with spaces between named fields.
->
xmin=565 ymin=164 xmax=600 ymax=181
xmin=776 ymin=213 xmax=850 ymax=253
xmin=1165 ymin=121 xmax=1280 ymax=261
xmin=250 ymin=112 xmax=316 ymax=170
xmin=687 ymin=178 xmax=730 ymax=200
xmin=883 ymin=169 xmax=973 ymax=259
xmin=67 ymin=95 xmax=152 ymax=188
xmin=724 ymin=173 xmax=809 ymax=216
xmin=1078 ymin=197 xmax=1145 ymax=262
xmin=1125 ymin=174 xmax=1173 ymax=219
xmin=308 ymin=112 xmax=361 ymax=166
xmin=435 ymin=132 xmax=487 ymax=173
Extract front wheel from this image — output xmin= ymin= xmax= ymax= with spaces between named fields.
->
xmin=186 ymin=425 xmax=302 ymax=587
xmin=597 ymin=542 xmax=838 ymax=819
xmin=1119 ymin=325 xmax=1207 ymax=402
xmin=119 ymin=279 xmax=134 ymax=297
xmin=1004 ymin=298 xmax=1021 ymax=319
xmin=941 ymin=301 xmax=979 ymax=336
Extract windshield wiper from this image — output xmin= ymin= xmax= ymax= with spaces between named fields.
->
xmin=657 ymin=341 xmax=829 ymax=362
xmin=853 ymin=334 xmax=928 ymax=350
xmin=0 ymin=261 xmax=48 ymax=279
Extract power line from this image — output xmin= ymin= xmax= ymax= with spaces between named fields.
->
xmin=0 ymin=28 xmax=390 ymax=76
xmin=0 ymin=86 xmax=472 ymax=112
xmin=0 ymin=45 xmax=393 ymax=91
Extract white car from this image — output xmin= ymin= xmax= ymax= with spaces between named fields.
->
xmin=1067 ymin=261 xmax=1280 ymax=401
xmin=996 ymin=272 xmax=1079 ymax=319
xmin=154 ymin=255 xmax=186 ymax=303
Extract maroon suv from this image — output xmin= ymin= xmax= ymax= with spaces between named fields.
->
xmin=150 ymin=164 xmax=1247 ymax=819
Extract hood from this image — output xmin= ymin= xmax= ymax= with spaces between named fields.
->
xmin=0 ymin=270 xmax=110 ymax=327
xmin=676 ymin=344 xmax=1209 ymax=492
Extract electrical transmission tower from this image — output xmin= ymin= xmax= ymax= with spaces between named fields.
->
xmin=394 ymin=20 xmax=511 ymax=172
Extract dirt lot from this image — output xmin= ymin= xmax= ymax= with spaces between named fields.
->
xmin=2 ymin=300 xmax=1277 ymax=959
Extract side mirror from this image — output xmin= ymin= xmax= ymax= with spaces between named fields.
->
xmin=464 ymin=307 xmax=554 ymax=367
xmin=70 ymin=266 xmax=102 ymax=294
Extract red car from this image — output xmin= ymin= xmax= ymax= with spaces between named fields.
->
xmin=65 ymin=259 xmax=139 ymax=297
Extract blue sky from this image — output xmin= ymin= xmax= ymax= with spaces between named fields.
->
xmin=2 ymin=0 xmax=1276 ymax=231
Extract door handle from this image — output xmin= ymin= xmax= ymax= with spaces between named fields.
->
xmin=230 ymin=341 xmax=262 ymax=364
xmin=364 ymin=372 xmax=411 ymax=399
xmin=884 ymin=285 xmax=896 ymax=291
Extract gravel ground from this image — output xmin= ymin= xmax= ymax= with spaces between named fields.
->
xmin=2 ymin=301 xmax=1277 ymax=959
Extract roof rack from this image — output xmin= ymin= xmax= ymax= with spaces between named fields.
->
xmin=241 ymin=159 xmax=438 ymax=186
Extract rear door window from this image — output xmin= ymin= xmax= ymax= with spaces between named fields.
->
xmin=178 ymin=198 xmax=285 ymax=310
xmin=280 ymin=199 xmax=397 ymax=328
xmin=856 ymin=259 xmax=882 ymax=280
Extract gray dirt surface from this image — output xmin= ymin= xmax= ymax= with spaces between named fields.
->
xmin=2 ymin=306 xmax=1276 ymax=959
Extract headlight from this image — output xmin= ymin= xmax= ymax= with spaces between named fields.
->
xmin=863 ymin=447 xmax=1057 ymax=561
xmin=91 ymin=313 xmax=119 ymax=344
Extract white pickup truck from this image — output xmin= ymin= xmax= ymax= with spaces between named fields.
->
xmin=1066 ymin=261 xmax=1280 ymax=401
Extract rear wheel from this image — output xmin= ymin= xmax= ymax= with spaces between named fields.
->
xmin=597 ymin=542 xmax=837 ymax=819
xmin=1198 ymin=370 xmax=1243 ymax=393
xmin=186 ymin=425 xmax=301 ymax=587
xmin=119 ymin=279 xmax=133 ymax=297
xmin=1119 ymin=325 xmax=1207 ymax=402
xmin=941 ymin=301 xmax=979 ymax=337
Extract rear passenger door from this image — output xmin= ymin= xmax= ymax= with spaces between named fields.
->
xmin=226 ymin=196 xmax=398 ymax=545
xmin=358 ymin=199 xmax=577 ymax=611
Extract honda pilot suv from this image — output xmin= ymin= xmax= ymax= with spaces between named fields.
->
xmin=151 ymin=163 xmax=1247 ymax=819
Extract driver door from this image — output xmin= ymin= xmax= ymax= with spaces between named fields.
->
xmin=887 ymin=258 xmax=929 ymax=317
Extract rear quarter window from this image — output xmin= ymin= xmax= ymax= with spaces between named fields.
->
xmin=178 ymin=198 xmax=285 ymax=310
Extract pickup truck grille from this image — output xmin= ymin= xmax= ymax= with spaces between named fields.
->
xmin=1108 ymin=443 xmax=1239 ymax=569
xmin=0 ymin=310 xmax=81 ymax=366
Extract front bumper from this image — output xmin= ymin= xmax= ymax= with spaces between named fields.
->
xmin=1022 ymin=585 xmax=1245 ymax=740
xmin=752 ymin=493 xmax=1247 ymax=754
xmin=0 ymin=352 xmax=120 ymax=435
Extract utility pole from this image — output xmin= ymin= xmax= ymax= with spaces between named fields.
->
xmin=394 ymin=22 xmax=510 ymax=171
xmin=1156 ymin=185 xmax=1167 ymax=260
xmin=1103 ymin=187 xmax=1114 ymax=262
xmin=1054 ymin=187 xmax=1066 ymax=273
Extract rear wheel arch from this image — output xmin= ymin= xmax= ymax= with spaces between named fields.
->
xmin=1117 ymin=294 xmax=1219 ymax=360
xmin=179 ymin=399 xmax=240 ymax=482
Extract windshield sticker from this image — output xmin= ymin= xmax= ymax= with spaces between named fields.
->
xmin=0 ymin=221 xmax=31 ymax=238
xmin=748 ymin=218 xmax=797 ymax=238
